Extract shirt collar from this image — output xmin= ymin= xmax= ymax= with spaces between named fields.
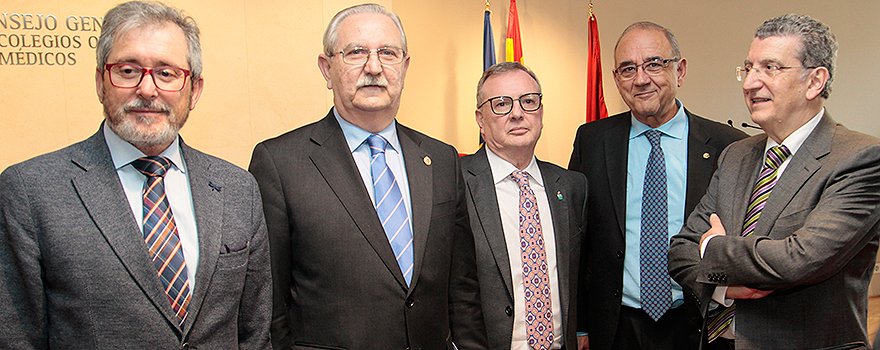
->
xmin=764 ymin=108 xmax=825 ymax=155
xmin=485 ymin=146 xmax=543 ymax=187
xmin=629 ymin=99 xmax=687 ymax=141
xmin=103 ymin=122 xmax=186 ymax=174
xmin=333 ymin=107 xmax=401 ymax=153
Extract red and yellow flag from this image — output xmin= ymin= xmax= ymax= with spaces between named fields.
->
xmin=586 ymin=7 xmax=608 ymax=123
xmin=505 ymin=0 xmax=523 ymax=63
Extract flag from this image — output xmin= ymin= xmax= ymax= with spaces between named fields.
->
xmin=483 ymin=6 xmax=496 ymax=71
xmin=586 ymin=8 xmax=609 ymax=123
xmin=505 ymin=0 xmax=523 ymax=63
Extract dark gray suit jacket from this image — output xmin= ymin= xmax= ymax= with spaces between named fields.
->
xmin=669 ymin=113 xmax=880 ymax=349
xmin=568 ymin=109 xmax=747 ymax=350
xmin=249 ymin=110 xmax=487 ymax=350
xmin=461 ymin=147 xmax=587 ymax=350
xmin=0 ymin=127 xmax=273 ymax=349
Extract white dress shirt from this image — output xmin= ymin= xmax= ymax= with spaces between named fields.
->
xmin=486 ymin=148 xmax=563 ymax=349
xmin=104 ymin=123 xmax=199 ymax=291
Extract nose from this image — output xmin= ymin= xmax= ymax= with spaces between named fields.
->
xmin=136 ymin=71 xmax=159 ymax=99
xmin=362 ymin=52 xmax=383 ymax=75
xmin=631 ymin=65 xmax=652 ymax=85
xmin=741 ymin=69 xmax=762 ymax=91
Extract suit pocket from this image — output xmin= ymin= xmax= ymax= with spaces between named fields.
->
xmin=217 ymin=244 xmax=248 ymax=269
xmin=293 ymin=342 xmax=348 ymax=350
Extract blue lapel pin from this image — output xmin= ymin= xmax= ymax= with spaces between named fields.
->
xmin=209 ymin=181 xmax=222 ymax=192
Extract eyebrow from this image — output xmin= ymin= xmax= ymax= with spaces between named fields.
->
xmin=617 ymin=56 xmax=663 ymax=67
xmin=744 ymin=58 xmax=785 ymax=66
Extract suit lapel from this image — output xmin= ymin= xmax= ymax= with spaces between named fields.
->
xmin=70 ymin=131 xmax=182 ymax=329
xmin=538 ymin=161 xmax=572 ymax=324
xmin=307 ymin=114 xmax=408 ymax=288
xmin=756 ymin=115 xmax=833 ymax=237
xmin=604 ymin=116 xmax=631 ymax=237
xmin=398 ymin=124 xmax=431 ymax=291
xmin=179 ymin=142 xmax=222 ymax=336
xmin=464 ymin=148 xmax=515 ymax=300
xmin=685 ymin=111 xmax=721 ymax=215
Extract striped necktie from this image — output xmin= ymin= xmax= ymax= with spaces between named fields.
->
xmin=131 ymin=156 xmax=191 ymax=325
xmin=366 ymin=134 xmax=414 ymax=286
xmin=511 ymin=170 xmax=554 ymax=350
xmin=706 ymin=145 xmax=792 ymax=342
xmin=641 ymin=129 xmax=671 ymax=322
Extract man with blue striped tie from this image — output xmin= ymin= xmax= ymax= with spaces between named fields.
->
xmin=249 ymin=4 xmax=488 ymax=350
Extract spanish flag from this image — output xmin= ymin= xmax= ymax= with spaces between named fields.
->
xmin=505 ymin=0 xmax=523 ymax=63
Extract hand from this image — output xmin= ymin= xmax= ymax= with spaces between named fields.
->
xmin=700 ymin=214 xmax=726 ymax=247
xmin=577 ymin=334 xmax=589 ymax=350
xmin=725 ymin=285 xmax=773 ymax=299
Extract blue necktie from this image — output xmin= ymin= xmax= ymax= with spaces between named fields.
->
xmin=367 ymin=134 xmax=414 ymax=285
xmin=131 ymin=156 xmax=190 ymax=325
xmin=640 ymin=130 xmax=671 ymax=321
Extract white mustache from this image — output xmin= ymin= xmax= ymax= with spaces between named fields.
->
xmin=357 ymin=75 xmax=388 ymax=88
xmin=124 ymin=99 xmax=171 ymax=113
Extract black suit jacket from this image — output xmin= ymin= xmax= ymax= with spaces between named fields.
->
xmin=249 ymin=110 xmax=487 ymax=350
xmin=568 ymin=109 xmax=747 ymax=350
xmin=461 ymin=147 xmax=587 ymax=350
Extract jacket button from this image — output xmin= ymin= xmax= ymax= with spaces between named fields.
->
xmin=616 ymin=250 xmax=624 ymax=259
xmin=406 ymin=298 xmax=415 ymax=308
xmin=505 ymin=305 xmax=513 ymax=316
xmin=613 ymin=290 xmax=621 ymax=298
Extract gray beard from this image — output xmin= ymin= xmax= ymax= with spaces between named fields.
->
xmin=104 ymin=99 xmax=187 ymax=150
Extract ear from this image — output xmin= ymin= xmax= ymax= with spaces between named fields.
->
xmin=475 ymin=108 xmax=485 ymax=135
xmin=189 ymin=75 xmax=204 ymax=110
xmin=805 ymin=66 xmax=829 ymax=100
xmin=96 ymin=67 xmax=105 ymax=103
xmin=399 ymin=54 xmax=410 ymax=88
xmin=675 ymin=57 xmax=688 ymax=87
xmin=317 ymin=54 xmax=333 ymax=90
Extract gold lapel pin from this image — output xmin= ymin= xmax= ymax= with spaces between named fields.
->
xmin=557 ymin=191 xmax=563 ymax=200
xmin=423 ymin=156 xmax=432 ymax=166
xmin=703 ymin=152 xmax=710 ymax=159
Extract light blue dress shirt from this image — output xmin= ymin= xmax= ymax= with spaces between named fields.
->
xmin=333 ymin=109 xmax=414 ymax=230
xmin=621 ymin=100 xmax=688 ymax=310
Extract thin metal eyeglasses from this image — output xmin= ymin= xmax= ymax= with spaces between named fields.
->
xmin=735 ymin=63 xmax=817 ymax=81
xmin=104 ymin=63 xmax=192 ymax=92
xmin=330 ymin=46 xmax=406 ymax=65
xmin=613 ymin=57 xmax=679 ymax=80
xmin=478 ymin=93 xmax=543 ymax=115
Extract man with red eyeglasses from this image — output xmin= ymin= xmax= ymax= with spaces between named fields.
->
xmin=0 ymin=2 xmax=272 ymax=349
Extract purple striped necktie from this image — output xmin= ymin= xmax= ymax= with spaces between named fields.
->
xmin=131 ymin=156 xmax=191 ymax=325
xmin=706 ymin=145 xmax=791 ymax=342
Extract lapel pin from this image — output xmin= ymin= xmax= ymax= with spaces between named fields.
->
xmin=423 ymin=156 xmax=431 ymax=166
xmin=209 ymin=181 xmax=222 ymax=192
xmin=557 ymin=191 xmax=563 ymax=200
xmin=703 ymin=152 xmax=711 ymax=159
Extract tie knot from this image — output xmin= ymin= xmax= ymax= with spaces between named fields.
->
xmin=644 ymin=130 xmax=663 ymax=147
xmin=765 ymin=145 xmax=792 ymax=170
xmin=511 ymin=170 xmax=530 ymax=185
xmin=367 ymin=134 xmax=388 ymax=156
xmin=131 ymin=156 xmax=173 ymax=178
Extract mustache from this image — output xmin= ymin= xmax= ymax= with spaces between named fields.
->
xmin=357 ymin=75 xmax=388 ymax=88
xmin=123 ymin=99 xmax=171 ymax=114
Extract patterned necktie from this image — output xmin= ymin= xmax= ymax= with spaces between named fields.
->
xmin=511 ymin=170 xmax=554 ymax=350
xmin=131 ymin=156 xmax=190 ymax=325
xmin=366 ymin=134 xmax=414 ymax=286
xmin=640 ymin=130 xmax=671 ymax=322
xmin=706 ymin=145 xmax=792 ymax=342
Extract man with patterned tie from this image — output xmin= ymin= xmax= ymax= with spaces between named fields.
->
xmin=568 ymin=22 xmax=747 ymax=350
xmin=248 ymin=4 xmax=487 ymax=350
xmin=462 ymin=62 xmax=588 ymax=350
xmin=668 ymin=14 xmax=880 ymax=350
xmin=0 ymin=1 xmax=272 ymax=349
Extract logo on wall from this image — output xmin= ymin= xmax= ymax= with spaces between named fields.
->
xmin=1 ymin=12 xmax=103 ymax=66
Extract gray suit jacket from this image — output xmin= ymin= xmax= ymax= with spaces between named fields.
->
xmin=0 ymin=127 xmax=273 ymax=349
xmin=249 ymin=110 xmax=487 ymax=350
xmin=669 ymin=113 xmax=880 ymax=349
xmin=461 ymin=147 xmax=587 ymax=350
xmin=568 ymin=109 xmax=747 ymax=350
